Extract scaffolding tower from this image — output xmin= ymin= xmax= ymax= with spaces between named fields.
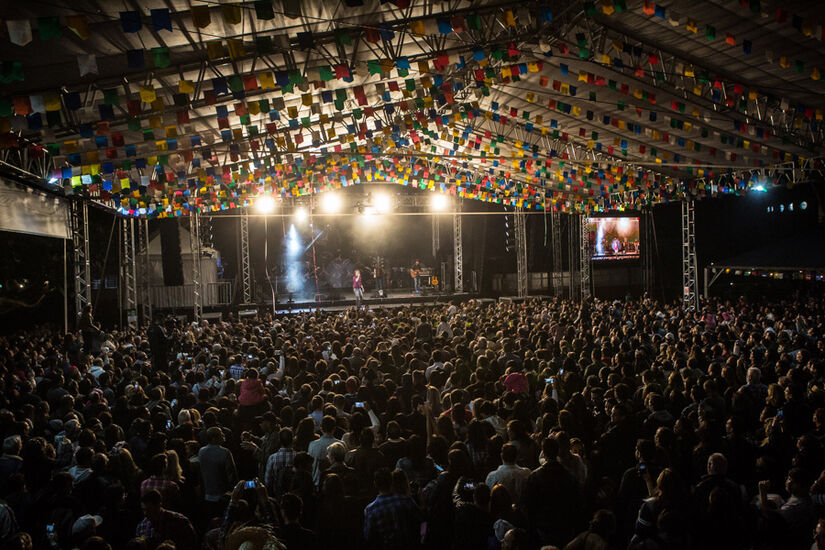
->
xmin=580 ymin=214 xmax=591 ymax=299
xmin=120 ymin=217 xmax=138 ymax=328
xmin=240 ymin=211 xmax=253 ymax=304
xmin=551 ymin=209 xmax=563 ymax=296
xmin=189 ymin=209 xmax=203 ymax=322
xmin=568 ymin=214 xmax=578 ymax=300
xmin=432 ymin=215 xmax=440 ymax=260
xmin=453 ymin=206 xmax=463 ymax=293
xmin=70 ymin=200 xmax=91 ymax=323
xmin=681 ymin=199 xmax=698 ymax=311
xmin=136 ymin=218 xmax=152 ymax=326
xmin=514 ymin=207 xmax=528 ymax=298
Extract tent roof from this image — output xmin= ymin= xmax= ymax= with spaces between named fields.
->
xmin=1 ymin=0 xmax=823 ymax=217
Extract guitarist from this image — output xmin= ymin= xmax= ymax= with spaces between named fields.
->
xmin=410 ymin=259 xmax=423 ymax=294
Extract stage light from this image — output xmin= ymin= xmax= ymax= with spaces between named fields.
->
xmin=374 ymin=193 xmax=392 ymax=213
xmin=320 ymin=193 xmax=342 ymax=214
xmin=751 ymin=183 xmax=767 ymax=192
xmin=294 ymin=207 xmax=308 ymax=223
xmin=801 ymin=201 xmax=808 ymax=210
xmin=255 ymin=195 xmax=276 ymax=214
xmin=47 ymin=177 xmax=58 ymax=184
xmin=616 ymin=217 xmax=632 ymax=234
xmin=430 ymin=193 xmax=448 ymax=211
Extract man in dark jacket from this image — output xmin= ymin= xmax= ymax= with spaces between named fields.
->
xmin=521 ymin=437 xmax=584 ymax=548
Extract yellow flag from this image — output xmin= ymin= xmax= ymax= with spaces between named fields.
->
xmin=139 ymin=86 xmax=157 ymax=103
xmin=227 ymin=39 xmax=245 ymax=60
xmin=410 ymin=20 xmax=425 ymax=36
xmin=45 ymin=93 xmax=61 ymax=111
xmin=179 ymin=80 xmax=194 ymax=94
xmin=260 ymin=72 xmax=275 ymax=89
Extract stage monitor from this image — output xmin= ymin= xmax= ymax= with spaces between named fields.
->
xmin=587 ymin=216 xmax=640 ymax=260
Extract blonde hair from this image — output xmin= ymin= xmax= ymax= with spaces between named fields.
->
xmin=165 ymin=450 xmax=184 ymax=484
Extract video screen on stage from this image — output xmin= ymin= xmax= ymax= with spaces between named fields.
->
xmin=586 ymin=217 xmax=640 ymax=260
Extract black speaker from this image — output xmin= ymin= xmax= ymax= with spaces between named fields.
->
xmin=159 ymin=219 xmax=184 ymax=286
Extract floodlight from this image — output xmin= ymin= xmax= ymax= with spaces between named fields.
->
xmin=320 ymin=193 xmax=342 ymax=214
xmin=294 ymin=206 xmax=308 ymax=223
xmin=374 ymin=193 xmax=392 ymax=213
xmin=430 ymin=193 xmax=448 ymax=211
xmin=255 ymin=195 xmax=276 ymax=214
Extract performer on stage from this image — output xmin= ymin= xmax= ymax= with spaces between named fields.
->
xmin=373 ymin=264 xmax=385 ymax=297
xmin=352 ymin=269 xmax=364 ymax=307
xmin=410 ymin=259 xmax=422 ymax=293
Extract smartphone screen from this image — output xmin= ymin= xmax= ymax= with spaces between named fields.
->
xmin=355 ymin=402 xmax=364 ymax=408
xmin=244 ymin=480 xmax=256 ymax=489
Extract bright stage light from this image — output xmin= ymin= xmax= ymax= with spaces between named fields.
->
xmin=616 ymin=217 xmax=632 ymax=234
xmin=255 ymin=195 xmax=276 ymax=214
xmin=751 ymin=184 xmax=766 ymax=192
xmin=320 ymin=193 xmax=342 ymax=214
xmin=374 ymin=193 xmax=392 ymax=213
xmin=47 ymin=177 xmax=58 ymax=184
xmin=294 ymin=207 xmax=308 ymax=223
xmin=430 ymin=193 xmax=448 ymax=211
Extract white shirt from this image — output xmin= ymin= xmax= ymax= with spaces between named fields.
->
xmin=485 ymin=463 xmax=531 ymax=502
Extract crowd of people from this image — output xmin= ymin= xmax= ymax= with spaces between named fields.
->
xmin=0 ymin=295 xmax=824 ymax=550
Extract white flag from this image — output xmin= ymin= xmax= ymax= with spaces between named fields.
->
xmin=78 ymin=54 xmax=98 ymax=77
xmin=7 ymin=19 xmax=32 ymax=46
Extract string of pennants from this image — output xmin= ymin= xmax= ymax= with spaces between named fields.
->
xmin=633 ymin=1 xmax=824 ymax=81
xmin=2 ymin=29 xmax=820 ymax=167
xmin=2 ymin=1 xmax=824 ymax=87
xmin=13 ymin=52 xmax=815 ymax=179
xmin=1 ymin=1 xmax=822 ymax=217
xmin=94 ymin=148 xmax=795 ymax=220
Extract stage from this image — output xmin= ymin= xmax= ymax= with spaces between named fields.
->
xmin=260 ymin=288 xmax=469 ymax=314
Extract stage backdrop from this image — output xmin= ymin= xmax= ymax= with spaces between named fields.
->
xmin=0 ymin=178 xmax=69 ymax=239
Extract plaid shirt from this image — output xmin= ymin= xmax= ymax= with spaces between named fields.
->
xmin=265 ymin=447 xmax=295 ymax=495
xmin=363 ymin=493 xmax=423 ymax=550
xmin=140 ymin=476 xmax=181 ymax=506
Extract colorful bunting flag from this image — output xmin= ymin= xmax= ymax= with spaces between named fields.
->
xmin=7 ymin=19 xmax=33 ymax=45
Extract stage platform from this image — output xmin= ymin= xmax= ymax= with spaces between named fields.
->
xmin=157 ymin=291 xmax=558 ymax=321
xmin=245 ymin=289 xmax=471 ymax=315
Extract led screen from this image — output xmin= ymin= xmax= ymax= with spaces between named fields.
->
xmin=587 ymin=217 xmax=640 ymax=260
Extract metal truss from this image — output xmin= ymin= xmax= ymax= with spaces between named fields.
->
xmin=121 ymin=217 xmax=138 ymax=329
xmin=138 ymin=217 xmax=152 ymax=326
xmin=189 ymin=209 xmax=203 ymax=322
xmin=681 ymin=199 xmax=698 ymax=311
xmin=240 ymin=210 xmax=253 ymax=304
xmin=580 ymin=214 xmax=591 ymax=300
xmin=642 ymin=209 xmax=654 ymax=296
xmin=551 ymin=208 xmax=564 ymax=296
xmin=432 ymin=214 xmax=440 ymax=260
xmin=568 ymin=213 xmax=578 ymax=300
xmin=453 ymin=205 xmax=463 ymax=293
xmin=70 ymin=200 xmax=91 ymax=323
xmin=514 ymin=206 xmax=528 ymax=298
